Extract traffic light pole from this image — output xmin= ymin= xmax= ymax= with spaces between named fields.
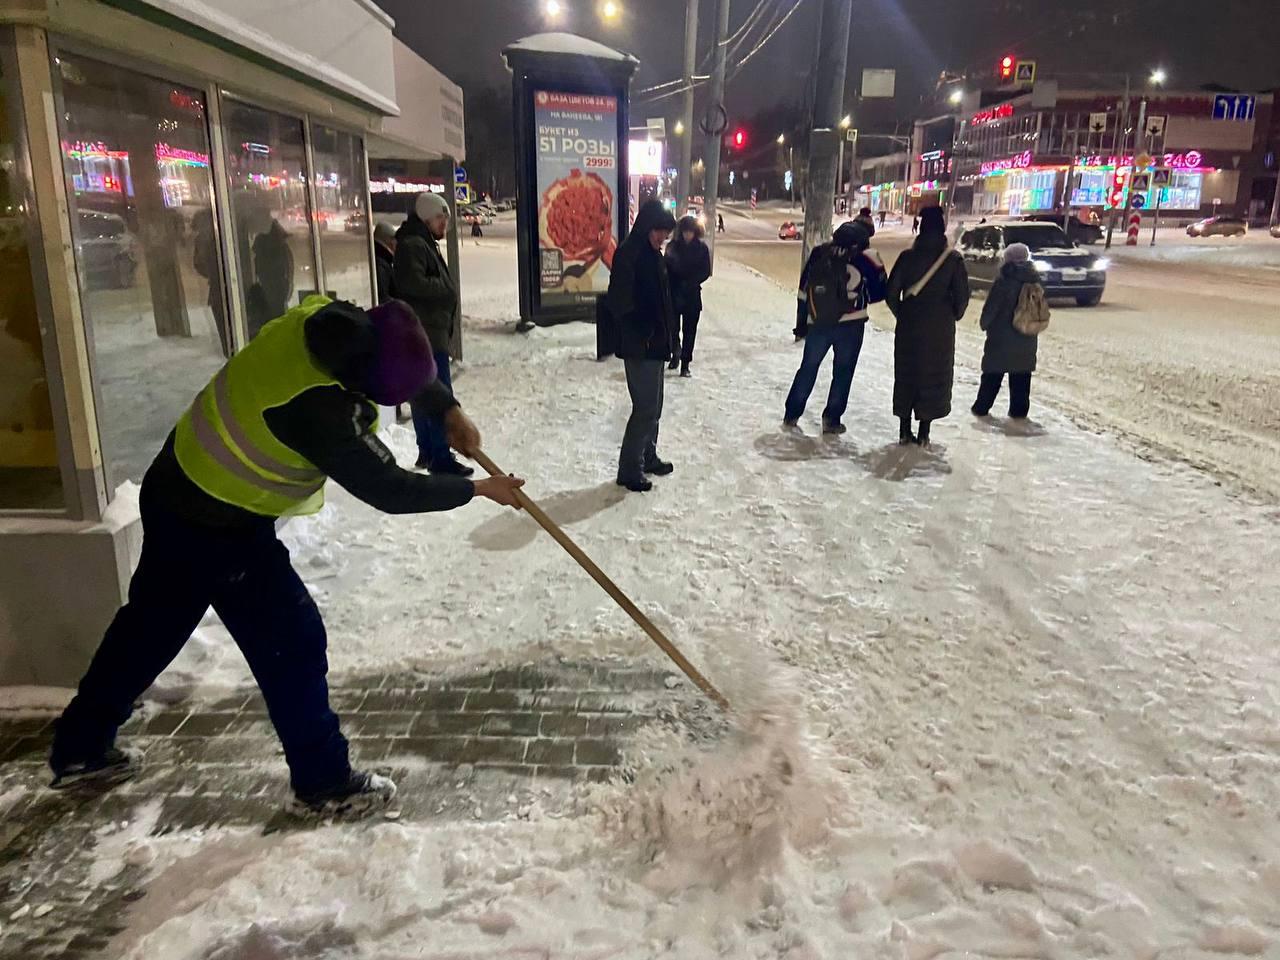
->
xmin=702 ymin=0 xmax=731 ymax=267
xmin=674 ymin=0 xmax=700 ymax=215
xmin=1104 ymin=74 xmax=1131 ymax=250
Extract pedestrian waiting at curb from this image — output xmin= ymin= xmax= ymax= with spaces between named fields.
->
xmin=885 ymin=205 xmax=970 ymax=448
xmin=395 ymin=192 xmax=472 ymax=477
xmin=665 ymin=215 xmax=712 ymax=378
xmin=784 ymin=221 xmax=886 ymax=434
xmin=609 ymin=200 xmax=678 ymax=492
xmin=972 ymin=242 xmax=1050 ymax=419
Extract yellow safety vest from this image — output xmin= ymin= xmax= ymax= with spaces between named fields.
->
xmin=174 ymin=295 xmax=376 ymax=517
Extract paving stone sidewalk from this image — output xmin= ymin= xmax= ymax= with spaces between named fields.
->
xmin=0 ymin=660 xmax=711 ymax=959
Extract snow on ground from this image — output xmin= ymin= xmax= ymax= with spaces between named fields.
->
xmin=90 ymin=240 xmax=1280 ymax=957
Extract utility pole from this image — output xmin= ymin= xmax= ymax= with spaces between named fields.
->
xmin=702 ymin=0 xmax=731 ymax=266
xmin=675 ymin=0 xmax=700 ymax=215
xmin=1270 ymin=163 xmax=1280 ymax=232
xmin=801 ymin=0 xmax=852 ymax=264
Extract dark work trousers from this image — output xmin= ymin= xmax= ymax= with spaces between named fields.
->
xmin=617 ymin=358 xmax=665 ymax=482
xmin=973 ymin=371 xmax=1032 ymax=418
xmin=784 ymin=320 xmax=867 ymax=425
xmin=671 ymin=306 xmax=702 ymax=364
xmin=411 ymin=350 xmax=453 ymax=466
xmin=51 ymin=482 xmax=350 ymax=797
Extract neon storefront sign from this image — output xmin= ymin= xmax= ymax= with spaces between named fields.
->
xmin=980 ymin=150 xmax=1033 ymax=176
xmin=972 ymin=103 xmax=1014 ymax=125
xmin=1075 ymin=151 xmax=1205 ymax=170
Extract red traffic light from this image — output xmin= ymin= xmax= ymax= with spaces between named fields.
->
xmin=999 ymin=55 xmax=1016 ymax=81
xmin=733 ymin=129 xmax=746 ymax=148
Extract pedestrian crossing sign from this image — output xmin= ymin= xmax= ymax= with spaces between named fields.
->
xmin=1152 ymin=167 xmax=1173 ymax=186
xmin=1015 ymin=60 xmax=1036 ymax=83
xmin=455 ymin=184 xmax=471 ymax=203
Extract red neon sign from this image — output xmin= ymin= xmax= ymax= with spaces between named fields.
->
xmin=972 ymin=103 xmax=1014 ymax=125
xmin=980 ymin=149 xmax=1033 ymax=176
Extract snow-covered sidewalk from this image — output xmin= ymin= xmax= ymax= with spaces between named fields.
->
xmin=9 ymin=241 xmax=1280 ymax=958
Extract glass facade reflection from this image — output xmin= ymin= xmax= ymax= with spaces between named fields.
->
xmin=313 ymin=124 xmax=373 ymax=307
xmin=57 ymin=54 xmax=228 ymax=491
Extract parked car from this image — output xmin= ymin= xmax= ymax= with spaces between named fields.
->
xmin=75 ymin=210 xmax=138 ymax=289
xmin=778 ymin=220 xmax=800 ymax=241
xmin=1186 ymin=216 xmax=1247 ymax=238
xmin=958 ymin=221 xmax=1109 ymax=306
xmin=459 ymin=204 xmax=493 ymax=226
xmin=1022 ymin=213 xmax=1103 ymax=245
xmin=343 ymin=210 xmax=367 ymax=233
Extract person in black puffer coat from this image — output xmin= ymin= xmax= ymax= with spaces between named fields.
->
xmin=973 ymin=242 xmax=1040 ymax=419
xmin=608 ymin=200 xmax=678 ymax=492
xmin=664 ymin=215 xmax=712 ymax=377
xmin=885 ymin=205 xmax=970 ymax=447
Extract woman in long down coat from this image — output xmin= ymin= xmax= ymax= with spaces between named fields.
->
xmin=885 ymin=205 xmax=971 ymax=447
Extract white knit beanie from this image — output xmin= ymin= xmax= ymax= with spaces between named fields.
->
xmin=415 ymin=191 xmax=449 ymax=220
xmin=1004 ymin=242 xmax=1031 ymax=264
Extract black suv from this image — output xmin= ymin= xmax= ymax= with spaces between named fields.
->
xmin=959 ymin=222 xmax=1109 ymax=306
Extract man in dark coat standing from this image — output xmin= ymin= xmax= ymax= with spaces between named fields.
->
xmin=395 ymin=193 xmax=472 ymax=476
xmin=885 ymin=205 xmax=970 ymax=447
xmin=973 ymin=242 xmax=1040 ymax=418
xmin=608 ymin=200 xmax=677 ymax=492
xmin=664 ymin=215 xmax=712 ymax=377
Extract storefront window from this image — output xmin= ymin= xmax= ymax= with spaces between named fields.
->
xmin=312 ymin=125 xmax=372 ymax=307
xmin=222 ymin=99 xmax=318 ymax=337
xmin=57 ymin=54 xmax=228 ymax=493
xmin=1155 ymin=171 xmax=1203 ymax=211
xmin=0 ymin=60 xmax=62 ymax=509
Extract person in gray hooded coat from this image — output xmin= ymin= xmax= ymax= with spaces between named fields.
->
xmin=972 ymin=242 xmax=1041 ymax=419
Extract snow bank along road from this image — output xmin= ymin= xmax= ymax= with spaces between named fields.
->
xmin=76 ymin=242 xmax=1280 ymax=958
xmin=720 ymin=225 xmax=1280 ymax=503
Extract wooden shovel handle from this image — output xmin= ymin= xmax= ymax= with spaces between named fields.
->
xmin=472 ymin=450 xmax=729 ymax=712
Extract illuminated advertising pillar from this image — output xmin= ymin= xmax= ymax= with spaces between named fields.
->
xmin=504 ymin=34 xmax=639 ymax=327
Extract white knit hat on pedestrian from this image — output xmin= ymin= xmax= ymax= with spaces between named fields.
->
xmin=1004 ymin=242 xmax=1031 ymax=264
xmin=415 ymin=191 xmax=449 ymax=221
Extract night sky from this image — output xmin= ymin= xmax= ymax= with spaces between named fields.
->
xmin=376 ymin=0 xmax=1279 ymax=121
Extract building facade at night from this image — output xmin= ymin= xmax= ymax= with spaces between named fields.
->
xmin=0 ymin=0 xmax=462 ymax=683
xmin=911 ymin=84 xmax=1274 ymax=220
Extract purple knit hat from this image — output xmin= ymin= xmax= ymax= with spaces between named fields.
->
xmin=364 ymin=300 xmax=436 ymax=404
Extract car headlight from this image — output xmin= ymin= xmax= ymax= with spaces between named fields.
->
xmin=1092 ymin=257 xmax=1111 ymax=271
xmin=1032 ymin=259 xmax=1053 ymax=273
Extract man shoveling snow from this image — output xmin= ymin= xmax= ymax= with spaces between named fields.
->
xmin=48 ymin=296 xmax=525 ymax=818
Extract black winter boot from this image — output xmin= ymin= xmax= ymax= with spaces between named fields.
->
xmin=898 ymin=416 xmax=916 ymax=445
xmin=679 ymin=360 xmax=691 ymax=378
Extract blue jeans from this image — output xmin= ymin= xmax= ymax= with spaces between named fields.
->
xmin=411 ymin=350 xmax=454 ymax=466
xmin=52 ymin=482 xmax=350 ymax=796
xmin=784 ymin=321 xmax=866 ymax=424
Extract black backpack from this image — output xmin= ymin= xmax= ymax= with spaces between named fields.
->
xmin=806 ymin=247 xmax=851 ymax=326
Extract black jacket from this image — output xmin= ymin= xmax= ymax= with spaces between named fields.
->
xmin=394 ymin=214 xmax=457 ymax=356
xmin=374 ymin=241 xmax=396 ymax=304
xmin=608 ymin=206 xmax=676 ymax=361
xmin=664 ymin=229 xmax=712 ymax=313
xmin=886 ymin=232 xmax=971 ymax=421
xmin=980 ymin=260 xmax=1040 ymax=374
xmin=145 ymin=302 xmax=472 ymax=529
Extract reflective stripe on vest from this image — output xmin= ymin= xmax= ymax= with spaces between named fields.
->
xmin=173 ymin=295 xmax=343 ymax=517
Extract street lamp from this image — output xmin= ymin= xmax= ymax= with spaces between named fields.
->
xmin=776 ymin=133 xmax=785 ymax=144
xmin=600 ymin=0 xmax=621 ymax=21
xmin=674 ymin=119 xmax=685 ymax=136
xmin=542 ymin=0 xmax=562 ymax=20
xmin=840 ymin=115 xmax=852 ymax=129
xmin=948 ymin=88 xmax=964 ymax=105
xmin=1149 ymin=67 xmax=1168 ymax=86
